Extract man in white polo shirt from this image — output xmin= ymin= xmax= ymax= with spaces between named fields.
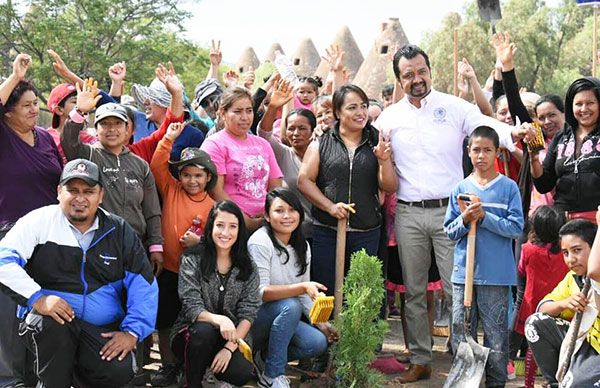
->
xmin=374 ymin=44 xmax=529 ymax=383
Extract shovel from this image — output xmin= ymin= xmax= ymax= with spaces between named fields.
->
xmin=444 ymin=194 xmax=490 ymax=388
xmin=477 ymin=0 xmax=502 ymax=33
xmin=557 ymin=277 xmax=592 ymax=383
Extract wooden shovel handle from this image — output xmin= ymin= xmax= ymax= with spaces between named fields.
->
xmin=334 ymin=217 xmax=347 ymax=318
xmin=457 ymin=194 xmax=480 ymax=308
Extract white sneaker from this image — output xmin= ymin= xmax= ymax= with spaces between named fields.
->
xmin=258 ymin=373 xmax=291 ymax=388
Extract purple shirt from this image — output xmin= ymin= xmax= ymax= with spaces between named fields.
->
xmin=0 ymin=104 xmax=62 ymax=226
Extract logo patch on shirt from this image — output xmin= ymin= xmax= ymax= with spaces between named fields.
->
xmin=99 ymin=254 xmax=118 ymax=266
xmin=433 ymin=107 xmax=447 ymax=122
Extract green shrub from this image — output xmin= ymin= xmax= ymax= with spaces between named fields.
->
xmin=333 ymin=249 xmax=388 ymax=388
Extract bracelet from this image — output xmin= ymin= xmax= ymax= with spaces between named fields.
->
xmin=223 ymin=346 xmax=234 ymax=354
xmin=74 ymin=106 xmax=85 ymax=116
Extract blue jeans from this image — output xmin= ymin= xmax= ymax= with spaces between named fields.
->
xmin=311 ymin=225 xmax=380 ymax=296
xmin=451 ymin=284 xmax=509 ymax=387
xmin=251 ymin=298 xmax=328 ymax=378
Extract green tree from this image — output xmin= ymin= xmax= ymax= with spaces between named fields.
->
xmin=333 ymin=249 xmax=388 ymax=388
xmin=421 ymin=0 xmax=593 ymax=96
xmin=0 ymin=0 xmax=209 ymax=104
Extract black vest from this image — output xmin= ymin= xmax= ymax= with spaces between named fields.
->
xmin=313 ymin=124 xmax=382 ymax=230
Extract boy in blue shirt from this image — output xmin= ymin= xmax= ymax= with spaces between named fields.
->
xmin=444 ymin=126 xmax=524 ymax=387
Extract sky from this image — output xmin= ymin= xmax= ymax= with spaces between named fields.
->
xmin=181 ymin=0 xmax=475 ymax=64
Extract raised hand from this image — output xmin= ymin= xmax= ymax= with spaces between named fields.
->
xmin=47 ymin=49 xmax=80 ymax=85
xmin=491 ymin=32 xmax=517 ymax=68
xmin=155 ymin=62 xmax=182 ymax=95
xmin=108 ymin=62 xmax=127 ymax=83
xmin=269 ymin=78 xmax=293 ymax=108
xmin=457 ymin=75 xmax=469 ymax=99
xmin=458 ymin=58 xmax=476 ymax=80
xmin=210 ymin=39 xmax=222 ymax=67
xmin=12 ymin=53 xmax=32 ymax=80
xmin=222 ymin=70 xmax=239 ymax=88
xmin=75 ymin=78 xmax=101 ymax=113
xmin=324 ymin=44 xmax=345 ymax=73
xmin=373 ymin=130 xmax=392 ymax=162
xmin=243 ymin=66 xmax=255 ymax=90
xmin=166 ymin=122 xmax=185 ymax=141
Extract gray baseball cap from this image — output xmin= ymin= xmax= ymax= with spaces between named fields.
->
xmin=60 ymin=159 xmax=101 ymax=187
xmin=94 ymin=103 xmax=128 ymax=126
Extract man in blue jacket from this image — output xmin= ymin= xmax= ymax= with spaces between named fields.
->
xmin=0 ymin=159 xmax=158 ymax=388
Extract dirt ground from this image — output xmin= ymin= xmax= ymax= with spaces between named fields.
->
xmin=138 ymin=317 xmax=544 ymax=387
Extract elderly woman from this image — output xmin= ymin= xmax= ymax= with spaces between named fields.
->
xmin=297 ymin=84 xmax=397 ymax=295
xmin=0 ymin=54 xmax=63 ymax=387
xmin=530 ymin=77 xmax=600 ymax=219
xmin=200 ymin=87 xmax=283 ymax=232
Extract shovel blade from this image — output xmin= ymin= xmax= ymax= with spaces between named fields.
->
xmin=477 ymin=0 xmax=502 ymax=21
xmin=443 ymin=335 xmax=490 ymax=388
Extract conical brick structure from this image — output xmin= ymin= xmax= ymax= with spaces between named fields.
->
xmin=314 ymin=25 xmax=364 ymax=82
xmin=264 ymin=43 xmax=285 ymax=63
xmin=291 ymin=38 xmax=321 ymax=77
xmin=236 ymin=47 xmax=260 ymax=74
xmin=353 ymin=18 xmax=409 ymax=99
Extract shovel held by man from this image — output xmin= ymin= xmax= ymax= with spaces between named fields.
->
xmin=444 ymin=194 xmax=490 ymax=387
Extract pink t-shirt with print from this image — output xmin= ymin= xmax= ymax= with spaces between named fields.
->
xmin=201 ymin=130 xmax=283 ymax=217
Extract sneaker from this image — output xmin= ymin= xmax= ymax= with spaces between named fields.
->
xmin=257 ymin=374 xmax=291 ymax=388
xmin=129 ymin=369 xmax=150 ymax=386
xmin=507 ymin=359 xmax=516 ymax=380
xmin=150 ymin=363 xmax=180 ymax=387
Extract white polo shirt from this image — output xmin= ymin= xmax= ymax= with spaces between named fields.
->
xmin=374 ymin=89 xmax=515 ymax=202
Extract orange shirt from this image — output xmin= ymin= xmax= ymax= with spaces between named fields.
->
xmin=150 ymin=137 xmax=214 ymax=272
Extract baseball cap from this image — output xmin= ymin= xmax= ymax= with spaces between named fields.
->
xmin=94 ymin=103 xmax=128 ymax=126
xmin=48 ymin=83 xmax=77 ymax=128
xmin=60 ymin=159 xmax=101 ymax=187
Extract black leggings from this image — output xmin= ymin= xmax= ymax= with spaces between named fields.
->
xmin=172 ymin=322 xmax=253 ymax=388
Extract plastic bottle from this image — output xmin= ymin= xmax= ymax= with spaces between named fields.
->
xmin=273 ymin=51 xmax=298 ymax=85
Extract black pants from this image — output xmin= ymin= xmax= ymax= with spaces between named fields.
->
xmin=19 ymin=312 xmax=134 ymax=388
xmin=172 ymin=322 xmax=253 ymax=388
xmin=525 ymin=312 xmax=600 ymax=387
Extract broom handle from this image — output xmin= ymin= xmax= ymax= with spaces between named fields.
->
xmin=557 ymin=277 xmax=592 ymax=382
xmin=334 ymin=217 xmax=347 ymax=318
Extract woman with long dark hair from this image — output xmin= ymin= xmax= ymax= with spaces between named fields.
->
xmin=170 ymin=200 xmax=260 ymax=387
xmin=248 ymin=188 xmax=337 ymax=388
xmin=530 ymin=77 xmax=600 ymax=219
xmin=298 ymin=84 xmax=397 ymax=295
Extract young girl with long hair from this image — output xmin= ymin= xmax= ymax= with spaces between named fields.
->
xmin=170 ymin=201 xmax=260 ymax=387
xmin=248 ymin=188 xmax=337 ymax=388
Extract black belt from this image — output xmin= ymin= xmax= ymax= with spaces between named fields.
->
xmin=398 ymin=198 xmax=449 ymax=208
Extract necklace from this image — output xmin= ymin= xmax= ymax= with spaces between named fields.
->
xmin=216 ymin=270 xmax=230 ymax=292
xmin=187 ymin=191 xmax=210 ymax=203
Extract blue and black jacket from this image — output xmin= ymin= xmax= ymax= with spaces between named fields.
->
xmin=0 ymin=205 xmax=158 ymax=341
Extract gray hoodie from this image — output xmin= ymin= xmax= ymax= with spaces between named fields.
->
xmin=61 ymin=120 xmax=162 ymax=247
